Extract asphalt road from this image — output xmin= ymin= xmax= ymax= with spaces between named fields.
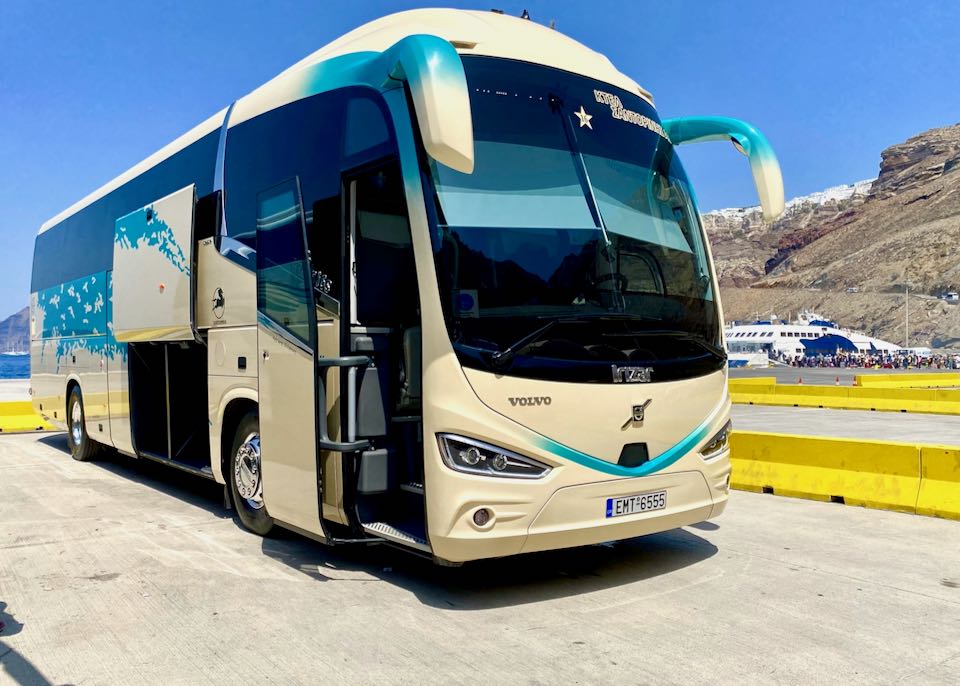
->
xmin=2 ymin=433 xmax=959 ymax=684
xmin=732 ymin=404 xmax=960 ymax=444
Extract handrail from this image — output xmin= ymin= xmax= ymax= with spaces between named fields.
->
xmin=316 ymin=355 xmax=372 ymax=452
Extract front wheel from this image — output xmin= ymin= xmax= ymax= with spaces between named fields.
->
xmin=229 ymin=411 xmax=274 ymax=536
xmin=67 ymin=387 xmax=100 ymax=461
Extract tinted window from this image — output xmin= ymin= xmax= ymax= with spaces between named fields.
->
xmin=224 ymin=93 xmax=344 ymax=268
xmin=425 ymin=56 xmax=722 ymax=384
xmin=225 ymin=88 xmax=399 ymax=312
xmin=343 ymin=97 xmax=391 ymax=159
xmin=256 ymin=178 xmax=314 ymax=347
xmin=353 ymin=163 xmax=416 ymax=327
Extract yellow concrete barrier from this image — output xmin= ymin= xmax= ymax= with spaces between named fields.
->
xmin=728 ymin=376 xmax=778 ymax=387
xmin=730 ymin=431 xmax=921 ymax=514
xmin=729 ymin=382 xmax=960 ymax=415
xmin=917 ymin=446 xmax=960 ymax=520
xmin=854 ymin=372 xmax=960 ymax=388
xmin=0 ymin=401 xmax=55 ymax=433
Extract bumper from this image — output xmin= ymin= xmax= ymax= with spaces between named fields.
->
xmin=431 ymin=455 xmax=730 ymax=562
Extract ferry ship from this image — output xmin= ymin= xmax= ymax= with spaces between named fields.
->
xmin=725 ymin=311 xmax=901 ymax=366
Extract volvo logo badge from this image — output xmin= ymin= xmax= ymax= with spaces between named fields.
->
xmin=508 ymin=396 xmax=552 ymax=407
xmin=621 ymin=399 xmax=653 ymax=429
xmin=612 ymin=365 xmax=653 ymax=383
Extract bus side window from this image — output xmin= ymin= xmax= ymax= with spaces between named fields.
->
xmin=343 ymin=97 xmax=391 ymax=159
xmin=256 ymin=178 xmax=314 ymax=346
xmin=224 ymin=90 xmax=345 ymax=271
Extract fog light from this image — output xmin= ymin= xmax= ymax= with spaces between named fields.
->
xmin=473 ymin=508 xmax=491 ymax=526
xmin=491 ymin=454 xmax=508 ymax=471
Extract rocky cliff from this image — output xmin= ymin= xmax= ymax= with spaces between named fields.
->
xmin=704 ymin=123 xmax=960 ymax=346
xmin=0 ymin=307 xmax=29 ymax=353
xmin=702 ymin=180 xmax=873 ymax=286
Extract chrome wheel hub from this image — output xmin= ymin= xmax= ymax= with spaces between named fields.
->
xmin=234 ymin=433 xmax=264 ymax=509
xmin=70 ymin=399 xmax=83 ymax=445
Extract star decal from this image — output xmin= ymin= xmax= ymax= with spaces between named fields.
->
xmin=574 ymin=106 xmax=593 ymax=129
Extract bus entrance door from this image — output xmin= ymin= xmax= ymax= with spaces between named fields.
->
xmin=342 ymin=162 xmax=429 ymax=552
xmin=254 ymin=178 xmax=327 ymax=538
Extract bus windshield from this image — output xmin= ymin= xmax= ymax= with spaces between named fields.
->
xmin=427 ymin=56 xmax=722 ymax=383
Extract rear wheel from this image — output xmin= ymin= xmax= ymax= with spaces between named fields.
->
xmin=229 ymin=411 xmax=274 ymax=536
xmin=67 ymin=386 xmax=100 ymax=461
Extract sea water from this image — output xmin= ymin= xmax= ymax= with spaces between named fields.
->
xmin=0 ymin=356 xmax=30 ymax=379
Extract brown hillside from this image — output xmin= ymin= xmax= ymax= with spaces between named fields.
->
xmin=706 ymin=123 xmax=960 ymax=346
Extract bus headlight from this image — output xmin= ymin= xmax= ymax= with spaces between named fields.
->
xmin=700 ymin=421 xmax=732 ymax=459
xmin=438 ymin=434 xmax=551 ymax=479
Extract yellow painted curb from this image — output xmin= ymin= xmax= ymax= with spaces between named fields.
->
xmin=0 ymin=400 xmax=55 ymax=433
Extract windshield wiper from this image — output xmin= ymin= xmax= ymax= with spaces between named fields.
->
xmin=665 ymin=332 xmax=726 ymax=360
xmin=490 ymin=317 xmax=598 ymax=369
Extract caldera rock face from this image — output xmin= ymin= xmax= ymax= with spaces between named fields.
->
xmin=701 ymin=122 xmax=960 ymax=347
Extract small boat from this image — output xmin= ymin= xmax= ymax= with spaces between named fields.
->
xmin=1 ymin=344 xmax=28 ymax=356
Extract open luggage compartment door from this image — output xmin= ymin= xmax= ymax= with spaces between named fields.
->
xmin=113 ymin=184 xmax=197 ymax=342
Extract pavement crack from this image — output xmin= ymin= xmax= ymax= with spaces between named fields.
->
xmin=896 ymin=648 xmax=960 ymax=681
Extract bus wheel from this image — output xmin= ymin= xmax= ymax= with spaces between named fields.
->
xmin=229 ymin=411 xmax=274 ymax=536
xmin=67 ymin=386 xmax=99 ymax=461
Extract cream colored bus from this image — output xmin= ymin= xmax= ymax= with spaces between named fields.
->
xmin=30 ymin=9 xmax=784 ymax=563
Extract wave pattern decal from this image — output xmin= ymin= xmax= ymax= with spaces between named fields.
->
xmin=35 ymin=270 xmax=128 ymax=372
xmin=115 ymin=205 xmax=190 ymax=274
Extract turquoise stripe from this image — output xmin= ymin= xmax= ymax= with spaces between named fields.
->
xmin=533 ymin=419 xmax=713 ymax=477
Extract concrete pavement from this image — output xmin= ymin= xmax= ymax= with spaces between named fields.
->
xmin=1 ymin=432 xmax=959 ymax=684
xmin=732 ymin=404 xmax=960 ymax=444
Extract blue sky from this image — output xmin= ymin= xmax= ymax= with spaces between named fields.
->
xmin=2 ymin=1 xmax=959 ymax=313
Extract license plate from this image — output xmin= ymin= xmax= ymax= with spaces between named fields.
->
xmin=606 ymin=490 xmax=667 ymax=518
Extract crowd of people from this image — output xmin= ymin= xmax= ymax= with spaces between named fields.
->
xmin=775 ymin=351 xmax=960 ymax=369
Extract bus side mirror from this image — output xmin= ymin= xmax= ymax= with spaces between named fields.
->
xmin=662 ymin=116 xmax=785 ymax=222
xmin=380 ymin=35 xmax=475 ymax=174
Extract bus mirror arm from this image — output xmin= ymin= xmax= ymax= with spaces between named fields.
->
xmin=379 ymin=35 xmax=475 ymax=174
xmin=316 ymin=356 xmax=373 ymax=453
xmin=662 ymin=116 xmax=785 ymax=222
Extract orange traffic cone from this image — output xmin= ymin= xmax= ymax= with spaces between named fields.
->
xmin=835 ymin=376 xmax=840 ymax=386
xmin=797 ymin=376 xmax=803 ymax=385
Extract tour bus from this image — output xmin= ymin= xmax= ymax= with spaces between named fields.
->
xmin=30 ymin=9 xmax=784 ymax=563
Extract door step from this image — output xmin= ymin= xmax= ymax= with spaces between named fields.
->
xmin=362 ymin=521 xmax=430 ymax=552
xmin=399 ymin=482 xmax=424 ymax=495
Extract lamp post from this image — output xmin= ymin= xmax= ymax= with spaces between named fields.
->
xmin=904 ymin=282 xmax=910 ymax=348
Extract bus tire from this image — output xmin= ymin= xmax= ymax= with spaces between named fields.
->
xmin=67 ymin=386 xmax=100 ymax=461
xmin=229 ymin=411 xmax=274 ymax=536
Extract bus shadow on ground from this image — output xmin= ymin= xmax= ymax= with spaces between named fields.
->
xmin=38 ymin=433 xmax=718 ymax=610
xmin=38 ymin=433 xmax=229 ymax=520
xmin=260 ymin=526 xmax=719 ymax=611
